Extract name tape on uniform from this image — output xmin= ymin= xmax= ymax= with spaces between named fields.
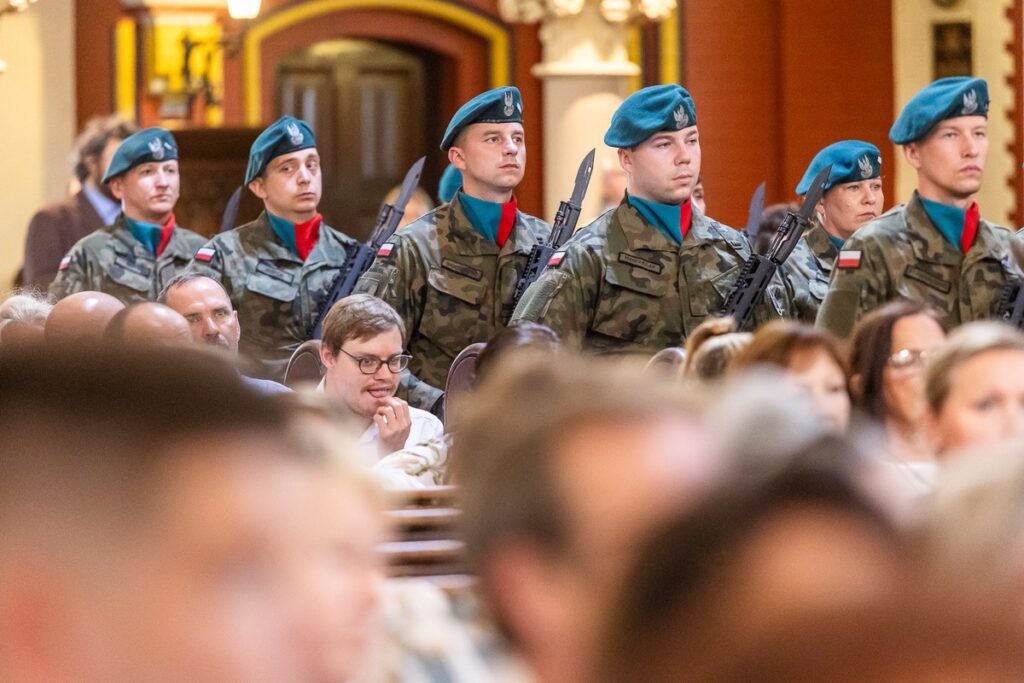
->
xmin=837 ymin=250 xmax=862 ymax=269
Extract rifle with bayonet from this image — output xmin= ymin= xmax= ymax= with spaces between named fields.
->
xmin=720 ymin=164 xmax=832 ymax=331
xmin=310 ymin=156 xmax=426 ymax=339
xmin=509 ymin=149 xmax=596 ymax=314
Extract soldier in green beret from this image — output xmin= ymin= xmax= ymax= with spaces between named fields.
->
xmin=49 ymin=128 xmax=206 ymax=304
xmin=511 ymin=84 xmax=791 ymax=353
xmin=354 ymin=86 xmax=551 ymax=414
xmin=189 ymin=116 xmax=357 ymax=380
xmin=784 ymin=140 xmax=884 ymax=322
xmin=816 ymin=77 xmax=1022 ymax=337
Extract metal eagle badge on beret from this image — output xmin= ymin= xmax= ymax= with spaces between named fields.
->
xmin=604 ymin=84 xmax=698 ymax=149
xmin=795 ymin=140 xmax=881 ymax=195
xmin=102 ymin=127 xmax=179 ymax=183
xmin=245 ymin=115 xmax=317 ymax=184
xmin=889 ymin=77 xmax=989 ymax=144
xmin=440 ymin=86 xmax=524 ymax=151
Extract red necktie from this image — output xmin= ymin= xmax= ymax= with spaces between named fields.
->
xmin=497 ymin=196 xmax=518 ymax=248
xmin=295 ymin=213 xmax=323 ymax=260
xmin=679 ymin=199 xmax=693 ymax=241
xmin=961 ymin=202 xmax=979 ymax=253
xmin=156 ymin=214 xmax=176 ymax=256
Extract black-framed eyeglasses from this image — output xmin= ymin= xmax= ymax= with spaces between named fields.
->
xmin=337 ymin=347 xmax=412 ymax=375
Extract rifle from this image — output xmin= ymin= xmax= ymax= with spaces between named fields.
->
xmin=310 ymin=156 xmax=426 ymax=339
xmin=996 ymin=237 xmax=1024 ymax=328
xmin=720 ymin=164 xmax=831 ymax=330
xmin=509 ymin=149 xmax=596 ymax=313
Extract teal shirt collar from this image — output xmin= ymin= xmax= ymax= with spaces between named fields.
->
xmin=828 ymin=234 xmax=845 ymax=250
xmin=919 ymin=196 xmax=966 ymax=252
xmin=627 ymin=194 xmax=682 ymax=244
xmin=124 ymin=215 xmax=163 ymax=255
xmin=267 ymin=211 xmax=300 ymax=256
xmin=458 ymin=191 xmax=503 ymax=243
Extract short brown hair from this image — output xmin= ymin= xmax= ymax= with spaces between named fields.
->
xmin=74 ymin=115 xmax=136 ymax=182
xmin=320 ymin=294 xmax=405 ymax=355
xmin=732 ymin=320 xmax=848 ymax=380
xmin=683 ymin=316 xmax=752 ymax=382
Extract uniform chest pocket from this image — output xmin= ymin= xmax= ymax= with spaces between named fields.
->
xmin=245 ymin=260 xmax=299 ymax=303
xmin=592 ymin=263 xmax=671 ymax=344
xmin=686 ymin=264 xmax=739 ymax=317
xmin=419 ymin=268 xmax=488 ymax=357
xmin=809 ymin=273 xmax=830 ymax=303
xmin=109 ymin=256 xmax=153 ymax=293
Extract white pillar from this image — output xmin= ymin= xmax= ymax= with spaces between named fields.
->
xmin=531 ymin=0 xmax=640 ymax=225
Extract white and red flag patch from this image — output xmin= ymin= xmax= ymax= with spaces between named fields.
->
xmin=58 ymin=255 xmax=71 ymax=271
xmin=377 ymin=242 xmax=395 ymax=258
xmin=194 ymin=247 xmax=216 ymax=262
xmin=837 ymin=250 xmax=862 ymax=269
xmin=548 ymin=251 xmax=566 ymax=267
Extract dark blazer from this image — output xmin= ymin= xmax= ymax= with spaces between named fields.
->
xmin=22 ymin=191 xmax=105 ymax=290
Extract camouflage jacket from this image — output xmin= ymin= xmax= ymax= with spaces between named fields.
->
xmin=816 ymin=192 xmax=1021 ymax=338
xmin=510 ymin=201 xmax=791 ymax=353
xmin=782 ymin=218 xmax=838 ymax=323
xmin=354 ymin=195 xmax=551 ymax=412
xmin=189 ymin=211 xmax=357 ymax=380
xmin=49 ymin=214 xmax=206 ymax=304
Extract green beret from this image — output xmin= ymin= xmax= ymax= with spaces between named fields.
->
xmin=889 ymin=77 xmax=989 ymax=145
xmin=102 ymin=128 xmax=178 ymax=183
xmin=441 ymin=86 xmax=523 ymax=151
xmin=438 ymin=164 xmax=462 ymax=203
xmin=604 ymin=84 xmax=697 ymax=149
xmin=245 ymin=116 xmax=316 ymax=185
xmin=795 ymin=140 xmax=881 ymax=195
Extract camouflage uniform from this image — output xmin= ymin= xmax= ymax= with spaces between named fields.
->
xmin=189 ymin=211 xmax=357 ymax=380
xmin=49 ymin=215 xmax=206 ymax=304
xmin=816 ymin=192 xmax=1021 ymax=337
xmin=782 ymin=218 xmax=839 ymax=323
xmin=510 ymin=201 xmax=791 ymax=352
xmin=354 ymin=195 xmax=550 ymax=411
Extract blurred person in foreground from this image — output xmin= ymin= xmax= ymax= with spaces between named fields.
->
xmin=0 ymin=290 xmax=53 ymax=350
xmin=597 ymin=445 xmax=1023 ymax=682
xmin=680 ymin=316 xmax=752 ymax=384
xmin=848 ymin=300 xmax=946 ymax=491
xmin=42 ymin=290 xmax=124 ymax=348
xmin=104 ymin=302 xmax=192 ymax=347
xmin=0 ymin=345 xmax=347 ymax=681
xmin=159 ymin=272 xmax=290 ymax=394
xmin=924 ymin=321 xmax=1024 ymax=455
xmin=731 ymin=320 xmax=851 ymax=434
xmin=22 ymin=115 xmax=136 ymax=289
xmin=452 ymin=354 xmax=723 ymax=683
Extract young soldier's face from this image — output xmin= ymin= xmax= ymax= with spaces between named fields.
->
xmin=619 ymin=126 xmax=701 ymax=205
xmin=449 ymin=122 xmax=526 ymax=198
xmin=818 ymin=178 xmax=884 ymax=240
xmin=249 ymin=149 xmax=322 ymax=221
xmin=320 ymin=327 xmax=405 ymax=420
xmin=905 ymin=116 xmax=988 ymax=203
xmin=111 ymin=160 xmax=180 ymax=223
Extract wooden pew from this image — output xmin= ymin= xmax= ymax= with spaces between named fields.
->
xmin=380 ymin=486 xmax=471 ymax=591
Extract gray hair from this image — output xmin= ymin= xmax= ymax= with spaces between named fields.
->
xmin=0 ymin=290 xmax=54 ymax=334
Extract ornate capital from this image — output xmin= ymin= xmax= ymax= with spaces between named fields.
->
xmin=499 ymin=0 xmax=676 ymax=25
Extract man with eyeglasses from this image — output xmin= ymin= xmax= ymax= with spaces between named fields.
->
xmin=318 ymin=294 xmax=443 ymax=456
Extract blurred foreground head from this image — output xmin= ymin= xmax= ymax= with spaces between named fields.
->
xmin=453 ymin=354 xmax=722 ymax=683
xmin=44 ymin=291 xmax=124 ymax=347
xmin=0 ymin=345 xmax=370 ymax=682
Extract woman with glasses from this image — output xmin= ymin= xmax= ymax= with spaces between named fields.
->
xmin=924 ymin=322 xmax=1024 ymax=455
xmin=848 ymin=300 xmax=946 ymax=485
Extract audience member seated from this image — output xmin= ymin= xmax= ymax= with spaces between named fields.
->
xmin=318 ymin=294 xmax=443 ymax=457
xmin=160 ymin=272 xmax=290 ymax=394
xmin=374 ymin=322 xmax=560 ymax=489
xmin=0 ymin=345 xmax=354 ymax=681
xmin=106 ymin=302 xmax=192 ymax=347
xmin=681 ymin=316 xmax=752 ymax=384
xmin=452 ymin=354 xmax=723 ymax=683
xmin=924 ymin=322 xmax=1024 ymax=455
xmin=731 ymin=321 xmax=851 ymax=434
xmin=596 ymin=446 xmax=1022 ymax=682
xmin=849 ymin=300 xmax=946 ymax=491
xmin=42 ymin=290 xmax=124 ymax=347
xmin=0 ymin=290 xmax=53 ymax=350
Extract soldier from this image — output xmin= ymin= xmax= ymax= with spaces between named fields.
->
xmin=189 ymin=116 xmax=357 ymax=380
xmin=49 ymin=128 xmax=206 ymax=304
xmin=817 ymin=78 xmax=1020 ymax=337
xmin=785 ymin=140 xmax=884 ymax=322
xmin=512 ymin=84 xmax=790 ymax=352
xmin=355 ymin=86 xmax=550 ymax=413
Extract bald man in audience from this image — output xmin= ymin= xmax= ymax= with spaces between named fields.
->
xmin=452 ymin=355 xmax=723 ymax=683
xmin=160 ymin=273 xmax=290 ymax=394
xmin=43 ymin=291 xmax=124 ymax=346
xmin=0 ymin=345 xmax=342 ymax=681
xmin=107 ymin=302 xmax=192 ymax=347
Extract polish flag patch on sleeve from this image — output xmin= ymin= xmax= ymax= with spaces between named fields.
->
xmin=548 ymin=251 xmax=566 ymax=267
xmin=377 ymin=242 xmax=395 ymax=258
xmin=837 ymin=250 xmax=862 ymax=269
xmin=195 ymin=246 xmax=216 ymax=262
xmin=58 ymin=255 xmax=71 ymax=271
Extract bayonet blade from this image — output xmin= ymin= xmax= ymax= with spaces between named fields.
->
xmin=393 ymin=156 xmax=427 ymax=213
xmin=798 ymin=164 xmax=832 ymax=221
xmin=568 ymin=149 xmax=596 ymax=209
xmin=743 ymin=181 xmax=766 ymax=237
